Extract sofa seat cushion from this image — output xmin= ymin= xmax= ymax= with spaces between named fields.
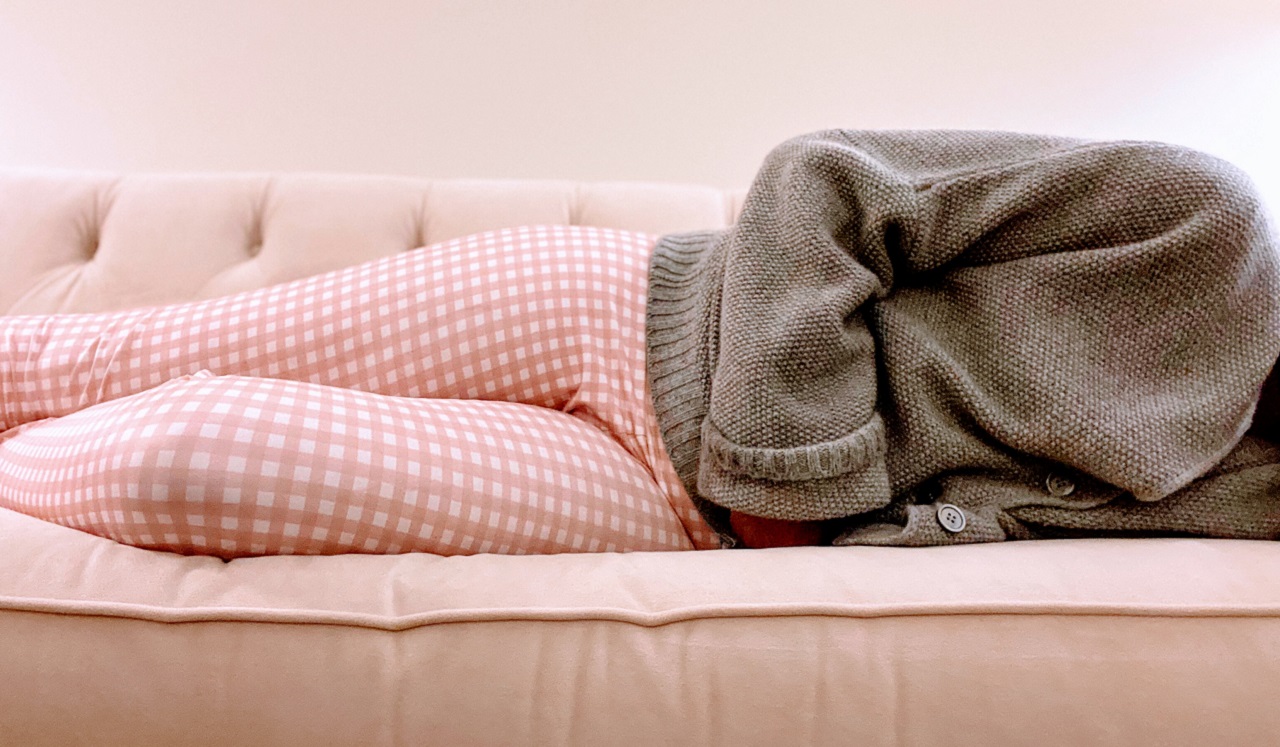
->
xmin=2 ymin=505 xmax=1279 ymax=745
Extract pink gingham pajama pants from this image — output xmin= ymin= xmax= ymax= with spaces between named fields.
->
xmin=0 ymin=225 xmax=719 ymax=557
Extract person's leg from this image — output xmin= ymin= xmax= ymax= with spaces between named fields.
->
xmin=0 ymin=371 xmax=692 ymax=557
xmin=1 ymin=225 xmax=636 ymax=426
xmin=0 ymin=224 xmax=717 ymax=549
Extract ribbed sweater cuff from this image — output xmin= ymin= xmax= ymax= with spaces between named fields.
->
xmin=646 ymin=230 xmax=733 ymax=537
xmin=696 ymin=413 xmax=893 ymax=521
xmin=701 ymin=412 xmax=887 ymax=481
xmin=646 ymin=234 xmax=720 ymax=479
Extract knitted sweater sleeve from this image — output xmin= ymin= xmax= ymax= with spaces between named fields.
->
xmin=695 ymin=128 xmax=1267 ymax=521
xmin=694 ymin=132 xmax=922 ymax=521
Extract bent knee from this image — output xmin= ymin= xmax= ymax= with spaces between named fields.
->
xmin=94 ymin=374 xmax=264 ymax=518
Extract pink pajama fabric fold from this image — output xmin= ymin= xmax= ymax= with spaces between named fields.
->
xmin=0 ymin=225 xmax=718 ymax=556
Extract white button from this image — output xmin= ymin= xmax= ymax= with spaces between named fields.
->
xmin=936 ymin=503 xmax=966 ymax=533
xmin=1045 ymin=474 xmax=1076 ymax=497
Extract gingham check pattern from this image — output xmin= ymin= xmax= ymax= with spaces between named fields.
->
xmin=0 ymin=225 xmax=718 ymax=556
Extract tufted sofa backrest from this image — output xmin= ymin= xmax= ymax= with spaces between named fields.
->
xmin=0 ymin=172 xmax=746 ymax=315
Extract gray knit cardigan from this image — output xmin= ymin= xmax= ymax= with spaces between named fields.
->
xmin=644 ymin=129 xmax=1280 ymax=548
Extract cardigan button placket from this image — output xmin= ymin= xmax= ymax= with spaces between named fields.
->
xmin=935 ymin=503 xmax=967 ymax=533
xmin=1045 ymin=474 xmax=1076 ymax=497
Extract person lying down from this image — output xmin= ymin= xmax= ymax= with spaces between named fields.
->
xmin=1 ymin=128 xmax=1278 ymax=559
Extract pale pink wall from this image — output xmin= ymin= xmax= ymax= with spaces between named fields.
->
xmin=0 ymin=0 xmax=1277 ymax=210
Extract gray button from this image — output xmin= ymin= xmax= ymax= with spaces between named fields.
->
xmin=1045 ymin=474 xmax=1076 ymax=497
xmin=936 ymin=503 xmax=966 ymax=533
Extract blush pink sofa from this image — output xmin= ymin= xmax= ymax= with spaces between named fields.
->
xmin=1 ymin=171 xmax=1278 ymax=746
